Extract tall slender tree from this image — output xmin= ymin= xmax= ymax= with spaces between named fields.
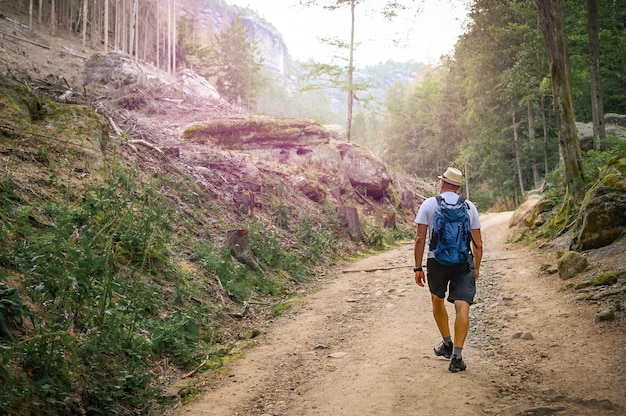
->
xmin=298 ymin=0 xmax=411 ymax=143
xmin=586 ymin=0 xmax=605 ymax=150
xmin=536 ymin=0 xmax=584 ymax=185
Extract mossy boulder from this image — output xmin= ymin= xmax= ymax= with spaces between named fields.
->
xmin=557 ymin=251 xmax=588 ymax=280
xmin=571 ymin=154 xmax=626 ymax=251
xmin=0 ymin=74 xmax=108 ymax=197
xmin=183 ymin=115 xmax=330 ymax=150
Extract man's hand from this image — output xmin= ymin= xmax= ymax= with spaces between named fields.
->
xmin=415 ymin=270 xmax=426 ymax=287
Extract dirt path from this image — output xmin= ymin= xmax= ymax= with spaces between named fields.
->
xmin=175 ymin=211 xmax=626 ymax=415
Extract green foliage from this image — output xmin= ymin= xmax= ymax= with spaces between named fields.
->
xmin=363 ymin=222 xmax=385 ymax=249
xmin=271 ymin=301 xmax=292 ymax=317
xmin=205 ymin=17 xmax=265 ymax=110
xmin=563 ymin=0 xmax=626 ymax=120
xmin=0 ymin=283 xmax=31 ymax=344
xmin=192 ymin=240 xmax=286 ymax=302
xmin=382 ymin=74 xmax=462 ymax=179
xmin=151 ymin=308 xmax=215 ymax=370
xmin=580 ymin=135 xmax=626 ymax=183
xmin=0 ymin=164 xmax=212 ymax=414
xmin=293 ymin=216 xmax=338 ymax=265
xmin=377 ymin=0 xmax=626 ymax=209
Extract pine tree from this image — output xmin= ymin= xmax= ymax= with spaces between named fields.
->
xmin=206 ymin=17 xmax=265 ymax=110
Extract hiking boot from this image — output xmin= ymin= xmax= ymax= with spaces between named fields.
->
xmin=434 ymin=341 xmax=453 ymax=359
xmin=448 ymin=357 xmax=467 ymax=372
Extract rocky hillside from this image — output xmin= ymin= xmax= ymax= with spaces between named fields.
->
xmin=0 ymin=7 xmax=434 ymax=415
xmin=1 ymin=3 xmax=625 ymax=415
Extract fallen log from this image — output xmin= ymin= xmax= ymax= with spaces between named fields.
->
xmin=0 ymin=29 xmax=50 ymax=49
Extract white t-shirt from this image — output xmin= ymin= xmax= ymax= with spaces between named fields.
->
xmin=414 ymin=192 xmax=481 ymax=259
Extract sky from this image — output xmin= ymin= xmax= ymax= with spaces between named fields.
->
xmin=225 ymin=0 xmax=469 ymax=67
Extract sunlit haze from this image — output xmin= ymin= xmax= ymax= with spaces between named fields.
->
xmin=226 ymin=0 xmax=468 ymax=66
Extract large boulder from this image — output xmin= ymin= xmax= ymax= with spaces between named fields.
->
xmin=338 ymin=143 xmax=390 ymax=200
xmin=183 ymin=115 xmax=330 ymax=150
xmin=177 ymin=68 xmax=221 ymax=101
xmin=576 ymin=114 xmax=626 ymax=151
xmin=81 ymin=51 xmax=147 ymax=89
xmin=571 ymin=154 xmax=626 ymax=251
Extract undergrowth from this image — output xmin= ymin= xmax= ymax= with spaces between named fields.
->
xmin=524 ymin=134 xmax=626 ymax=241
xmin=0 ymin=143 xmax=412 ymax=414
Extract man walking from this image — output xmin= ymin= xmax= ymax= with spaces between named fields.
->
xmin=413 ymin=167 xmax=483 ymax=372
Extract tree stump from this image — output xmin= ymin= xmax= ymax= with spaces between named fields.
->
xmin=331 ymin=186 xmax=343 ymax=204
xmin=225 ymin=229 xmax=260 ymax=270
xmin=233 ymin=190 xmax=254 ymax=215
xmin=401 ymin=190 xmax=414 ymax=211
xmin=337 ymin=206 xmax=365 ymax=242
xmin=383 ymin=211 xmax=396 ymax=229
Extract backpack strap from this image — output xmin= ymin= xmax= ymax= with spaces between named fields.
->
xmin=460 ymin=197 xmax=478 ymax=250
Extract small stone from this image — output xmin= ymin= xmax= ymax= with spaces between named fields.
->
xmin=512 ymin=332 xmax=523 ymax=339
xmin=521 ymin=332 xmax=534 ymax=340
xmin=596 ymin=309 xmax=615 ymax=322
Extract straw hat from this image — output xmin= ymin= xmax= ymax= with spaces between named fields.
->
xmin=438 ymin=167 xmax=463 ymax=186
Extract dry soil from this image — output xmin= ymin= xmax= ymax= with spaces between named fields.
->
xmin=171 ymin=211 xmax=626 ymax=416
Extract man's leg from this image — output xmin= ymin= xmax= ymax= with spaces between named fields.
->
xmin=453 ymin=300 xmax=470 ymax=347
xmin=431 ymin=294 xmax=450 ymax=338
xmin=449 ymin=300 xmax=470 ymax=372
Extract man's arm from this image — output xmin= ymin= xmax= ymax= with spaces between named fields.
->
xmin=414 ymin=224 xmax=428 ymax=286
xmin=471 ymin=228 xmax=483 ymax=280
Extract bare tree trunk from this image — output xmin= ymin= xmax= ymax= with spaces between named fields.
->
xmin=586 ymin=0 xmax=605 ymax=150
xmin=114 ymin=0 xmax=118 ymax=50
xmin=128 ymin=0 xmax=136 ymax=58
xmin=50 ymin=0 xmax=56 ymax=36
xmin=512 ymin=105 xmax=525 ymax=194
xmin=134 ymin=0 xmax=138 ymax=60
xmin=527 ymin=100 xmax=540 ymax=187
xmin=38 ymin=0 xmax=43 ymax=25
xmin=346 ymin=0 xmax=355 ymax=143
xmin=167 ymin=0 xmax=171 ymax=73
xmin=540 ymin=94 xmax=550 ymax=175
xmin=172 ymin=0 xmax=176 ymax=74
xmin=536 ymin=0 xmax=584 ymax=185
xmin=156 ymin=0 xmax=160 ymax=70
xmin=104 ymin=0 xmax=108 ymax=52
xmin=90 ymin=0 xmax=98 ymax=49
xmin=464 ymin=161 xmax=470 ymax=200
xmin=122 ymin=0 xmax=127 ymax=53
xmin=81 ymin=0 xmax=87 ymax=51
xmin=401 ymin=190 xmax=413 ymax=212
xmin=29 ymin=0 xmax=33 ymax=29
xmin=143 ymin=2 xmax=150 ymax=61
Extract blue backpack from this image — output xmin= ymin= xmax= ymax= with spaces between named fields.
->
xmin=429 ymin=195 xmax=472 ymax=266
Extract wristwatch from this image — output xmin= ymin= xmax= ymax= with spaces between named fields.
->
xmin=413 ymin=267 xmax=423 ymax=272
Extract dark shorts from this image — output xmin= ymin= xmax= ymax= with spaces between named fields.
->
xmin=426 ymin=257 xmax=476 ymax=305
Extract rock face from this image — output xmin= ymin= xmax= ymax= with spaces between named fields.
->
xmin=240 ymin=16 xmax=287 ymax=75
xmin=576 ymin=114 xmax=626 ymax=151
xmin=571 ymin=154 xmax=626 ymax=251
xmin=182 ymin=115 xmax=392 ymax=201
xmin=338 ymin=143 xmax=391 ymax=199
xmin=185 ymin=1 xmax=288 ymax=77
xmin=183 ymin=115 xmax=330 ymax=149
xmin=81 ymin=51 xmax=147 ymax=88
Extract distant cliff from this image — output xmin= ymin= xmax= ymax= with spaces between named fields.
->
xmin=179 ymin=0 xmax=423 ymax=111
xmin=180 ymin=0 xmax=289 ymax=76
